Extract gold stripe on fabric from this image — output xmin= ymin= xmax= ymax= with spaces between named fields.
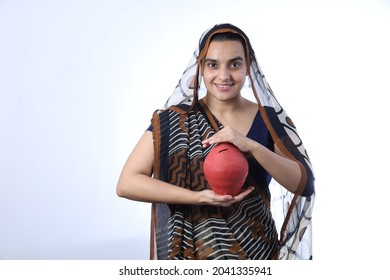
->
xmin=198 ymin=99 xmax=221 ymax=132
xmin=150 ymin=110 xmax=162 ymax=260
xmin=152 ymin=110 xmax=162 ymax=179
xmin=149 ymin=203 xmax=156 ymax=260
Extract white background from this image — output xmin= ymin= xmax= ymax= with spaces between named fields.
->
xmin=1 ymin=0 xmax=389 ymax=272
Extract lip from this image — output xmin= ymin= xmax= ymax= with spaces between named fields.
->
xmin=214 ymin=83 xmax=234 ymax=91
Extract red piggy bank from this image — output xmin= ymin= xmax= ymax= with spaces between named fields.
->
xmin=203 ymin=143 xmax=249 ymax=196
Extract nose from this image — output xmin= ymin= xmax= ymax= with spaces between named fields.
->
xmin=218 ymin=66 xmax=231 ymax=81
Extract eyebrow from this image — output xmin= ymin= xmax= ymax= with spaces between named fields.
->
xmin=204 ymin=56 xmax=244 ymax=63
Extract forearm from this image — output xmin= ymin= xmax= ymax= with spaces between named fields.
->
xmin=117 ymin=173 xmax=199 ymax=204
xmin=117 ymin=172 xmax=252 ymax=207
xmin=248 ymin=140 xmax=302 ymax=193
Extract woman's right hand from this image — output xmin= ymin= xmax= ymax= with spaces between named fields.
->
xmin=197 ymin=187 xmax=254 ymax=207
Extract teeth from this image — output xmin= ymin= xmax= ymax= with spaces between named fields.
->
xmin=216 ymin=84 xmax=231 ymax=88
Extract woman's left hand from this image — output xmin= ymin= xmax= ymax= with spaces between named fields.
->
xmin=202 ymin=126 xmax=256 ymax=153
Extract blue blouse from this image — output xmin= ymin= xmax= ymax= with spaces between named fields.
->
xmin=246 ymin=111 xmax=274 ymax=197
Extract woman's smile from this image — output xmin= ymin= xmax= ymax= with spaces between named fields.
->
xmin=214 ymin=82 xmax=234 ymax=91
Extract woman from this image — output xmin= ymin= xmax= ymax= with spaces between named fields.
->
xmin=117 ymin=23 xmax=315 ymax=260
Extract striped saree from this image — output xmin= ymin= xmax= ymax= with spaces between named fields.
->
xmin=150 ymin=24 xmax=315 ymax=260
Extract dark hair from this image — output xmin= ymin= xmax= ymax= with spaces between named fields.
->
xmin=210 ymin=32 xmax=247 ymax=57
xmin=210 ymin=32 xmax=245 ymax=44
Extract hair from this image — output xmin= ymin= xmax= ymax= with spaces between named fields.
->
xmin=209 ymin=32 xmax=248 ymax=61
xmin=210 ymin=32 xmax=245 ymax=44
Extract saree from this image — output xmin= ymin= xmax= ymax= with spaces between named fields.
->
xmin=150 ymin=23 xmax=315 ymax=260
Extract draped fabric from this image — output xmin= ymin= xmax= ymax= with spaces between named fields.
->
xmin=150 ymin=23 xmax=315 ymax=260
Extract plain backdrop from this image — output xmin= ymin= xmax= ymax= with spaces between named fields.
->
xmin=1 ymin=0 xmax=389 ymax=269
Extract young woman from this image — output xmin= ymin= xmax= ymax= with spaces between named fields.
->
xmin=117 ymin=23 xmax=315 ymax=260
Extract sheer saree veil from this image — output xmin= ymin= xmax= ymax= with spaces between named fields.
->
xmin=151 ymin=23 xmax=315 ymax=260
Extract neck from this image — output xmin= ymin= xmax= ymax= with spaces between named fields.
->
xmin=202 ymin=94 xmax=246 ymax=116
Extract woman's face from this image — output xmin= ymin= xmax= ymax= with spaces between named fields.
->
xmin=203 ymin=40 xmax=247 ymax=101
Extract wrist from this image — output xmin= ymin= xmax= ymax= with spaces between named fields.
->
xmin=195 ymin=190 xmax=207 ymax=205
xmin=247 ymin=138 xmax=261 ymax=154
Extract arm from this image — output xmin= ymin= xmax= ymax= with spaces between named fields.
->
xmin=249 ymin=141 xmax=301 ymax=193
xmin=202 ymin=126 xmax=301 ymax=194
xmin=116 ymin=131 xmax=253 ymax=206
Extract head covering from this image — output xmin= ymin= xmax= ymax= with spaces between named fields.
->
xmin=152 ymin=23 xmax=315 ymax=259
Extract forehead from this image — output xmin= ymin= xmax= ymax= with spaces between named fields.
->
xmin=205 ymin=40 xmax=245 ymax=59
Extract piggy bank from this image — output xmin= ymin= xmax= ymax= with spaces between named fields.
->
xmin=203 ymin=143 xmax=249 ymax=196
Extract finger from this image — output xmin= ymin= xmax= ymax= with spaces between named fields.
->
xmin=233 ymin=186 xmax=254 ymax=200
xmin=216 ymin=194 xmax=234 ymax=202
xmin=202 ymin=141 xmax=211 ymax=148
xmin=217 ymin=189 xmax=253 ymax=207
xmin=202 ymin=137 xmax=214 ymax=147
xmin=203 ymin=139 xmax=222 ymax=148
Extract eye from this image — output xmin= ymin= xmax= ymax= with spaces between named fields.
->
xmin=207 ymin=63 xmax=217 ymax=69
xmin=230 ymin=62 xmax=242 ymax=68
